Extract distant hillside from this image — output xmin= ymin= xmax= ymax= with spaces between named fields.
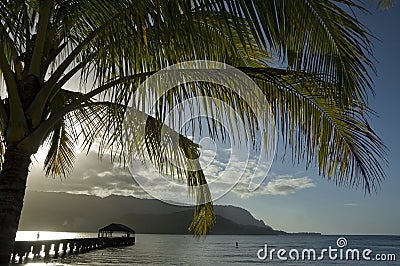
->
xmin=19 ymin=191 xmax=284 ymax=235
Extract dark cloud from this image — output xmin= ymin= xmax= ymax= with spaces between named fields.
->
xmin=28 ymin=151 xmax=149 ymax=198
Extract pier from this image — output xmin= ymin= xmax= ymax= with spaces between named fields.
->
xmin=11 ymin=237 xmax=135 ymax=263
xmin=11 ymin=223 xmax=135 ymax=264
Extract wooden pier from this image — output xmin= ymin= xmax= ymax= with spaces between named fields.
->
xmin=11 ymin=236 xmax=135 ymax=263
xmin=11 ymin=223 xmax=136 ymax=263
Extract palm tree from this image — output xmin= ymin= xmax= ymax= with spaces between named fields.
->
xmin=0 ymin=0 xmax=388 ymax=263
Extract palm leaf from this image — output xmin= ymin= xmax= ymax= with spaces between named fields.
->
xmin=43 ymin=120 xmax=75 ymax=177
xmin=0 ymin=0 xmax=388 ymax=236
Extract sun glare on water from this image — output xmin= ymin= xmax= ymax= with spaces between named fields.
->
xmin=15 ymin=231 xmax=81 ymax=241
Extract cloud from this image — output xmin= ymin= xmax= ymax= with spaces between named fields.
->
xmin=263 ymin=176 xmax=315 ymax=195
xmin=28 ymin=142 xmax=314 ymax=202
xmin=28 ymin=151 xmax=150 ymax=198
xmin=231 ymin=176 xmax=315 ymax=198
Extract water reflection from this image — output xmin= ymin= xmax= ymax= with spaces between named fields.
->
xmin=15 ymin=231 xmax=97 ymax=241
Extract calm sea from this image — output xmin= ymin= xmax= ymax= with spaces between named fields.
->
xmin=15 ymin=232 xmax=399 ymax=265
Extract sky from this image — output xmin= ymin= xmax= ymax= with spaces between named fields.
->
xmin=27 ymin=3 xmax=400 ymax=235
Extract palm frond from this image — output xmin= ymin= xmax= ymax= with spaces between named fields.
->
xmin=126 ymin=106 xmax=216 ymax=234
xmin=55 ymin=96 xmax=217 ymax=235
xmin=43 ymin=120 xmax=75 ymax=177
xmin=377 ymin=0 xmax=397 ymax=10
xmin=41 ymin=89 xmax=78 ymax=177
xmin=129 ymin=65 xmax=385 ymax=192
xmin=0 ymin=0 xmax=388 ymax=236
xmin=242 ymin=68 xmax=386 ymax=192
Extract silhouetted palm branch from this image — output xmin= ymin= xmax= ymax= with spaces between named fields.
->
xmin=0 ymin=0 xmax=389 ymax=236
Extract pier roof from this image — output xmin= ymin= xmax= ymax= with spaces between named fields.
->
xmin=98 ymin=223 xmax=135 ymax=233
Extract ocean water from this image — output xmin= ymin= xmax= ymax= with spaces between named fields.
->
xmin=15 ymin=232 xmax=399 ymax=265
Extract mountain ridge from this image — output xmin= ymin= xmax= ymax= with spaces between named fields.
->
xmin=19 ymin=191 xmax=285 ymax=235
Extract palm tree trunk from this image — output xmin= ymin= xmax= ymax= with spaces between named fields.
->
xmin=0 ymin=146 xmax=32 ymax=265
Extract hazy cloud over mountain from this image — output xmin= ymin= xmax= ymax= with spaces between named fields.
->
xmin=28 ymin=147 xmax=315 ymax=201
